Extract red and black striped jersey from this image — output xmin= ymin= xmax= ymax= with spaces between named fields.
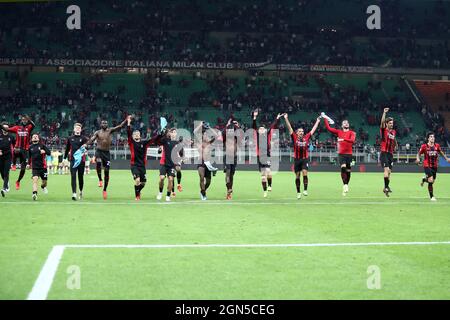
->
xmin=380 ymin=127 xmax=397 ymax=154
xmin=28 ymin=143 xmax=51 ymax=169
xmin=291 ymin=132 xmax=312 ymax=159
xmin=419 ymin=143 xmax=441 ymax=169
xmin=8 ymin=123 xmax=35 ymax=150
xmin=253 ymin=118 xmax=278 ymax=158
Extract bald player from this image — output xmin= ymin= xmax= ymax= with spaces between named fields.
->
xmin=84 ymin=118 xmax=127 ymax=199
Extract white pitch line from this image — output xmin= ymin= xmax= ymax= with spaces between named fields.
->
xmin=64 ymin=241 xmax=450 ymax=249
xmin=1 ymin=201 xmax=448 ymax=206
xmin=28 ymin=241 xmax=450 ymax=300
xmin=27 ymin=245 xmax=65 ymax=300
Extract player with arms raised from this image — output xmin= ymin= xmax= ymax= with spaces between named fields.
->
xmin=0 ymin=122 xmax=14 ymax=197
xmin=84 ymin=118 xmax=127 ymax=199
xmin=126 ymin=116 xmax=159 ymax=201
xmin=252 ymin=110 xmax=282 ymax=198
xmin=380 ymin=108 xmax=398 ymax=197
xmin=2 ymin=115 xmax=35 ymax=190
xmin=283 ymin=114 xmax=321 ymax=199
xmin=416 ymin=132 xmax=450 ymax=201
xmin=28 ymin=134 xmax=50 ymax=201
xmin=323 ymin=114 xmax=356 ymax=196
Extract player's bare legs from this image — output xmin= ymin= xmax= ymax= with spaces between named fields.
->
xmin=157 ymin=175 xmax=165 ymax=200
xmin=175 ymin=165 xmax=182 ymax=193
xmin=260 ymin=168 xmax=270 ymax=198
xmin=166 ymin=176 xmax=174 ymax=202
xmin=134 ymin=177 xmax=145 ymax=201
xmin=341 ymin=164 xmax=351 ymax=196
xmin=198 ymin=166 xmax=207 ymax=200
xmin=424 ymin=175 xmax=436 ymax=201
xmin=295 ymin=171 xmax=301 ymax=199
xmin=32 ymin=176 xmax=39 ymax=200
xmin=302 ymin=169 xmax=309 ymax=196
xmin=383 ymin=167 xmax=392 ymax=197
xmin=96 ymin=160 xmax=103 ymax=187
xmin=225 ymin=168 xmax=234 ymax=200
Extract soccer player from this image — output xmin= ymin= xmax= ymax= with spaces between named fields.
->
xmin=126 ymin=116 xmax=158 ymax=200
xmin=380 ymin=108 xmax=398 ymax=197
xmin=252 ymin=110 xmax=282 ymax=198
xmin=283 ymin=114 xmax=321 ymax=199
xmin=194 ymin=121 xmax=220 ymax=201
xmin=28 ymin=134 xmax=50 ymax=200
xmin=47 ymin=150 xmax=54 ymax=174
xmin=85 ymin=118 xmax=127 ymax=199
xmin=57 ymin=151 xmax=64 ymax=175
xmin=0 ymin=122 xmax=14 ymax=197
xmin=65 ymin=123 xmax=88 ymax=201
xmin=174 ymin=136 xmax=185 ymax=195
xmin=415 ymin=132 xmax=450 ymax=201
xmin=156 ymin=128 xmax=183 ymax=202
xmin=223 ymin=117 xmax=242 ymax=200
xmin=324 ymin=115 xmax=356 ymax=196
xmin=50 ymin=149 xmax=61 ymax=175
xmin=2 ymin=115 xmax=35 ymax=190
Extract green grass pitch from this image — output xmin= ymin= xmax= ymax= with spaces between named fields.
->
xmin=0 ymin=169 xmax=449 ymax=300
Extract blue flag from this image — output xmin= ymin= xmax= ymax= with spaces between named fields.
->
xmin=72 ymin=146 xmax=86 ymax=169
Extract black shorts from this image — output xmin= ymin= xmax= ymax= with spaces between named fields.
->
xmin=13 ymin=148 xmax=27 ymax=164
xmin=95 ymin=149 xmax=111 ymax=168
xmin=224 ymin=164 xmax=236 ymax=175
xmin=197 ymin=164 xmax=212 ymax=178
xmin=380 ymin=152 xmax=394 ymax=169
xmin=32 ymin=168 xmax=48 ymax=180
xmin=131 ymin=165 xmax=147 ymax=182
xmin=258 ymin=159 xmax=271 ymax=171
xmin=159 ymin=165 xmax=176 ymax=177
xmin=424 ymin=167 xmax=437 ymax=180
xmin=338 ymin=154 xmax=353 ymax=168
xmin=294 ymin=159 xmax=309 ymax=172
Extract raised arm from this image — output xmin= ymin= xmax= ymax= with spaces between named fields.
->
xmin=110 ymin=118 xmax=128 ymax=133
xmin=252 ymin=110 xmax=258 ymax=130
xmin=380 ymin=107 xmax=389 ymax=129
xmin=324 ymin=118 xmax=339 ymax=135
xmin=309 ymin=117 xmax=321 ymax=136
xmin=126 ymin=116 xmax=133 ymax=145
xmin=85 ymin=131 xmax=99 ymax=146
xmin=283 ymin=113 xmax=294 ymax=135
xmin=25 ymin=115 xmax=36 ymax=130
xmin=270 ymin=113 xmax=283 ymax=132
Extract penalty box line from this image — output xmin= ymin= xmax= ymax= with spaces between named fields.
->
xmin=27 ymin=241 xmax=450 ymax=300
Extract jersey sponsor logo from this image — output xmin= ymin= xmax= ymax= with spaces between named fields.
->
xmin=427 ymin=150 xmax=438 ymax=157
xmin=387 ymin=133 xmax=395 ymax=140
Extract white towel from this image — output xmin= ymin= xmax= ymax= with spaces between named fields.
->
xmin=320 ymin=112 xmax=335 ymax=125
